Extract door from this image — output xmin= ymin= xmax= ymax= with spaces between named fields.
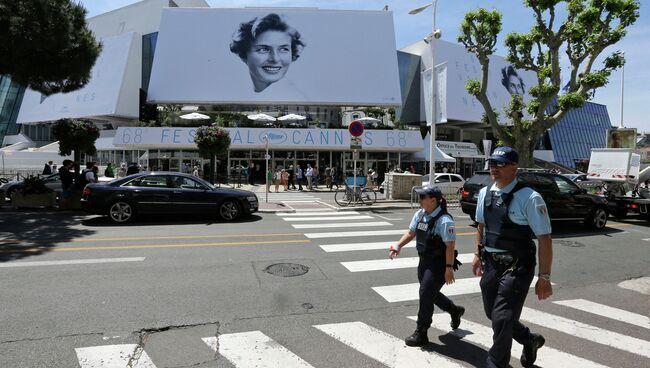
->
xmin=169 ymin=175 xmax=215 ymax=214
xmin=434 ymin=174 xmax=453 ymax=195
xmin=552 ymin=174 xmax=589 ymax=218
xmin=121 ymin=175 xmax=173 ymax=214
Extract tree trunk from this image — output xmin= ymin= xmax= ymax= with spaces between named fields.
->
xmin=73 ymin=150 xmax=81 ymax=175
xmin=513 ymin=137 xmax=535 ymax=168
xmin=209 ymin=155 xmax=216 ymax=184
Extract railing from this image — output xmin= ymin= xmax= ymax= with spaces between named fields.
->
xmin=0 ymin=170 xmax=45 ymax=182
xmin=410 ymin=185 xmax=461 ymax=209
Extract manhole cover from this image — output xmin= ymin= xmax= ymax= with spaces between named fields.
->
xmin=556 ymin=240 xmax=585 ymax=248
xmin=264 ymin=263 xmax=310 ymax=277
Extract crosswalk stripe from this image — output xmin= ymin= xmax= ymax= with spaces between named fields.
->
xmin=554 ymin=299 xmax=650 ymax=330
xmin=202 ymin=331 xmax=313 ymax=368
xmin=282 ymin=215 xmax=374 ymax=222
xmin=617 ymin=276 xmax=650 ymax=295
xmin=280 ymin=211 xmax=358 ymax=216
xmin=521 ymin=308 xmax=650 ymax=358
xmin=320 ymin=241 xmax=412 ymax=252
xmin=341 ymin=253 xmax=475 ymax=272
xmin=373 ymin=277 xmax=542 ymax=303
xmin=314 ymin=321 xmax=465 ymax=367
xmin=292 ymin=221 xmax=392 ymax=229
xmin=305 ymin=230 xmax=405 ymax=239
xmin=407 ymin=315 xmax=611 ymax=368
xmin=75 ymin=344 xmax=157 ymax=368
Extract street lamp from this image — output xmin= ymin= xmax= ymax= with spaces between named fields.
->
xmin=410 ymin=1 xmax=440 ymax=187
xmin=263 ymin=133 xmax=270 ymax=203
xmin=619 ymin=51 xmax=625 ymax=129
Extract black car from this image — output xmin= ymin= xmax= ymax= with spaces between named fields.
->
xmin=81 ymin=172 xmax=258 ymax=223
xmin=460 ymin=170 xmax=609 ymax=229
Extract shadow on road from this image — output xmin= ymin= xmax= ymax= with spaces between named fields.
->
xmin=0 ymin=212 xmax=95 ymax=262
xmin=81 ymin=214 xmax=263 ymax=227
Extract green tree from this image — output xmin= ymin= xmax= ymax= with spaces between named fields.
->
xmin=0 ymin=0 xmax=102 ymax=96
xmin=52 ymin=119 xmax=100 ymax=172
xmin=194 ymin=122 xmax=231 ymax=184
xmin=459 ymin=1 xmax=640 ymax=167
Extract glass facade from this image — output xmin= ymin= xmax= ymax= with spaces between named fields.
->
xmin=0 ymin=75 xmax=26 ymax=145
xmin=142 ymin=32 xmax=159 ymax=92
xmin=547 ymin=102 xmax=611 ymax=168
xmin=396 ymin=51 xmax=422 ymax=125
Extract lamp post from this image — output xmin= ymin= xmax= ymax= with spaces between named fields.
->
xmin=263 ymin=133 xmax=269 ymax=203
xmin=410 ymin=1 xmax=440 ymax=187
xmin=619 ymin=51 xmax=625 ymax=128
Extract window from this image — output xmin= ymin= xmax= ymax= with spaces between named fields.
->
xmin=450 ymin=175 xmax=464 ymax=182
xmin=435 ymin=175 xmax=451 ymax=183
xmin=553 ymin=175 xmax=578 ymax=194
xmin=123 ymin=175 xmax=168 ymax=188
xmin=170 ymin=176 xmax=207 ymax=190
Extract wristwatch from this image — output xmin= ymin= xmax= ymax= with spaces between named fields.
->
xmin=445 ymin=264 xmax=454 ymax=268
xmin=538 ymin=273 xmax=551 ymax=281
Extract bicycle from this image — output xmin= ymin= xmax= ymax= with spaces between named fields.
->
xmin=334 ymin=176 xmax=377 ymax=206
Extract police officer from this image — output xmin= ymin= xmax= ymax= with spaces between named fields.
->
xmin=471 ymin=147 xmax=553 ymax=368
xmin=389 ymin=186 xmax=465 ymax=346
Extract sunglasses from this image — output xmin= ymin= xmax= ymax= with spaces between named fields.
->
xmin=488 ymin=161 xmax=510 ymax=168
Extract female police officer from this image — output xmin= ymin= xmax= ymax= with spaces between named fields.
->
xmin=389 ymin=186 xmax=465 ymax=346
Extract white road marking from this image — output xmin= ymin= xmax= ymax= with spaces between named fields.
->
xmin=280 ymin=211 xmax=359 ymax=216
xmin=407 ymin=315 xmax=610 ymax=368
xmin=292 ymin=221 xmax=392 ymax=229
xmin=618 ymin=277 xmax=650 ymax=295
xmin=0 ymin=257 xmax=146 ymax=268
xmin=373 ymin=214 xmax=403 ymax=221
xmin=282 ymin=215 xmax=374 ymax=222
xmin=203 ymin=331 xmax=313 ymax=368
xmin=373 ymin=277 xmax=542 ymax=302
xmin=305 ymin=230 xmax=405 ymax=239
xmin=554 ymin=299 xmax=650 ymax=330
xmin=75 ymin=344 xmax=157 ymax=368
xmin=642 ymin=238 xmax=650 ymax=241
xmin=320 ymin=241 xmax=412 ymax=253
xmin=315 ymin=321 xmax=465 ymax=368
xmin=521 ymin=308 xmax=650 ymax=358
xmin=341 ymin=253 xmax=475 ymax=272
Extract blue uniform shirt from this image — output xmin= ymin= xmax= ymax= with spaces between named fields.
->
xmin=409 ymin=207 xmax=456 ymax=242
xmin=476 ymin=179 xmax=552 ymax=252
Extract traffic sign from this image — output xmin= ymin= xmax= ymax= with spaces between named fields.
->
xmin=349 ymin=120 xmax=364 ymax=137
xmin=350 ymin=136 xmax=362 ymax=150
xmin=264 ymin=154 xmax=271 ymax=160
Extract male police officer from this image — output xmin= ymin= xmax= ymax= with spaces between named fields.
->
xmin=389 ymin=186 xmax=465 ymax=346
xmin=471 ymin=147 xmax=553 ymax=368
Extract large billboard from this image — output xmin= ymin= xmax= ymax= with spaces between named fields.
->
xmin=607 ymin=128 xmax=637 ymax=149
xmin=16 ymin=32 xmax=142 ymax=124
xmin=147 ymin=8 xmax=402 ymax=106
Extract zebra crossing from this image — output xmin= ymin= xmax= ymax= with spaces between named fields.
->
xmin=74 ymin=298 xmax=650 ymax=367
xmin=69 ymin=211 xmax=650 ymax=367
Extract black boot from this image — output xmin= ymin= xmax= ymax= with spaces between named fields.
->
xmin=521 ymin=333 xmax=545 ymax=367
xmin=405 ymin=328 xmax=429 ymax=347
xmin=450 ymin=305 xmax=465 ymax=330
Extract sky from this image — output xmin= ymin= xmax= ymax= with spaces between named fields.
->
xmin=80 ymin=0 xmax=649 ymax=132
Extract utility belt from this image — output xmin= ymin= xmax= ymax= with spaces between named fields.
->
xmin=480 ymin=247 xmax=535 ymax=268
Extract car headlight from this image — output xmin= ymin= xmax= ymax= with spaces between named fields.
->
xmin=246 ymin=196 xmax=258 ymax=202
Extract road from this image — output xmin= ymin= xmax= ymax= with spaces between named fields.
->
xmin=1 ymin=193 xmax=649 ymax=368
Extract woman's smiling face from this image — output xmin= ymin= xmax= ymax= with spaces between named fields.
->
xmin=245 ymin=30 xmax=293 ymax=91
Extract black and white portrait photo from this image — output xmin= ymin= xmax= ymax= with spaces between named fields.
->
xmin=501 ymin=65 xmax=526 ymax=95
xmin=230 ymin=14 xmax=306 ymax=93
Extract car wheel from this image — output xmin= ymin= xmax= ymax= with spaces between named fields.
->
xmin=219 ymin=200 xmax=241 ymax=221
xmin=586 ymin=207 xmax=608 ymax=230
xmin=108 ymin=201 xmax=135 ymax=224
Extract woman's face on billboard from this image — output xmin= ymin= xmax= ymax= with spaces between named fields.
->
xmin=507 ymin=75 xmax=524 ymax=95
xmin=246 ymin=30 xmax=293 ymax=92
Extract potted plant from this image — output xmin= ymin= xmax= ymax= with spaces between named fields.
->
xmin=11 ymin=176 xmax=57 ymax=209
xmin=194 ymin=122 xmax=231 ymax=184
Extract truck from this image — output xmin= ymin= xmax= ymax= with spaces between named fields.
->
xmin=587 ymin=148 xmax=650 ymax=220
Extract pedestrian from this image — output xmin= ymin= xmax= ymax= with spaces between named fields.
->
xmin=371 ymin=168 xmax=378 ymax=188
xmin=104 ymin=163 xmax=115 ymax=178
xmin=281 ymin=169 xmax=289 ymax=191
xmin=306 ymin=165 xmax=314 ymax=190
xmin=472 ymin=147 xmax=553 ymax=368
xmin=312 ymin=165 xmax=319 ymax=188
xmin=389 ymin=186 xmax=465 ymax=347
xmin=409 ymin=164 xmax=416 ymax=174
xmin=288 ymin=165 xmax=296 ymax=190
xmin=296 ymin=164 xmax=304 ymax=191
xmin=42 ymin=161 xmax=53 ymax=175
xmin=117 ymin=163 xmax=127 ymax=178
xmin=266 ymin=167 xmax=273 ymax=192
xmin=248 ymin=162 xmax=256 ymax=185
xmin=51 ymin=163 xmax=57 ymax=173
xmin=58 ymin=160 xmax=74 ymax=210
xmin=126 ymin=162 xmax=140 ymax=176
xmin=273 ymin=169 xmax=281 ymax=193
xmin=192 ymin=166 xmax=200 ymax=177
xmin=443 ymin=165 xmax=449 ymax=173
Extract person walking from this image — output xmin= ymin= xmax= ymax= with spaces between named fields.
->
xmin=472 ymin=147 xmax=553 ymax=368
xmin=58 ymin=160 xmax=74 ymax=210
xmin=273 ymin=168 xmax=281 ymax=193
xmin=43 ymin=161 xmax=53 ymax=175
xmin=389 ymin=186 xmax=465 ymax=347
xmin=104 ymin=163 xmax=116 ymax=178
xmin=281 ymin=169 xmax=289 ymax=191
xmin=306 ymin=165 xmax=314 ymax=190
xmin=296 ymin=164 xmax=304 ymax=191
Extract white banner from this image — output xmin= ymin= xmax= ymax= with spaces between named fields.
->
xmin=147 ymin=8 xmax=402 ymax=106
xmin=482 ymin=139 xmax=492 ymax=169
xmin=421 ymin=63 xmax=448 ymax=127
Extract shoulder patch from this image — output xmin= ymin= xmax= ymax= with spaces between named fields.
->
xmin=537 ymin=204 xmax=548 ymax=215
xmin=447 ymin=226 xmax=455 ymax=235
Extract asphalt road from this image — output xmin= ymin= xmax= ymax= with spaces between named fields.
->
xmin=1 ymin=199 xmax=649 ymax=368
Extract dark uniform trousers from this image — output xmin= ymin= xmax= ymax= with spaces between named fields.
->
xmin=416 ymin=254 xmax=455 ymax=330
xmin=480 ymin=253 xmax=536 ymax=368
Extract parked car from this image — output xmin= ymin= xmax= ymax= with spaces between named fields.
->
xmin=460 ymin=170 xmax=609 ymax=229
xmin=379 ymin=173 xmax=464 ymax=195
xmin=563 ymin=173 xmax=603 ymax=191
xmin=81 ymin=172 xmax=258 ymax=223
xmin=1 ymin=173 xmax=112 ymax=201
